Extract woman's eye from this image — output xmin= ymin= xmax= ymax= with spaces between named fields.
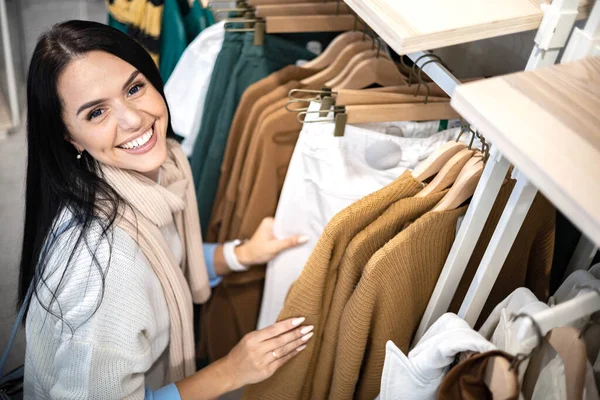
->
xmin=128 ymin=83 xmax=144 ymax=96
xmin=88 ymin=109 xmax=104 ymax=120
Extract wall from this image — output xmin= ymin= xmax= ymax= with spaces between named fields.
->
xmin=0 ymin=0 xmax=106 ymax=374
xmin=20 ymin=0 xmax=106 ymax=69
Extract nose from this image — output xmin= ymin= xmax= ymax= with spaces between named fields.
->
xmin=115 ymin=101 xmax=143 ymax=132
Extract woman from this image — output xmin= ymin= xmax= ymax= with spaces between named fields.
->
xmin=19 ymin=20 xmax=313 ymax=399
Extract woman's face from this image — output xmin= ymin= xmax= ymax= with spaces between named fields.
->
xmin=58 ymin=51 xmax=168 ymax=178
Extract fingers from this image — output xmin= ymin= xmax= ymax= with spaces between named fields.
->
xmin=254 ymin=317 xmax=306 ymax=342
xmin=268 ymin=326 xmax=314 ymax=363
xmin=265 ymin=324 xmax=314 ymax=353
xmin=269 ymin=343 xmax=307 ymax=372
xmin=270 ymin=234 xmax=310 ymax=254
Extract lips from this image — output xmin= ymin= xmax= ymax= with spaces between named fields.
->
xmin=118 ymin=126 xmax=154 ymax=149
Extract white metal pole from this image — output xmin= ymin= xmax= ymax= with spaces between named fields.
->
xmin=564 ymin=236 xmax=598 ymax=279
xmin=561 ymin=0 xmax=600 ymax=62
xmin=0 ymin=0 xmax=19 ymax=131
xmin=413 ymin=0 xmax=584 ymax=342
xmin=406 ymin=51 xmax=462 ymax=97
xmin=413 ymin=147 xmax=510 ymax=342
xmin=458 ymin=169 xmax=538 ymax=326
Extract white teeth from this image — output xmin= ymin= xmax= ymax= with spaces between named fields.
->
xmin=120 ymin=127 xmax=153 ymax=149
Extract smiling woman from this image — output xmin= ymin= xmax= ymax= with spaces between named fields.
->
xmin=19 ymin=20 xmax=312 ymax=400
xmin=60 ymin=51 xmax=169 ymax=180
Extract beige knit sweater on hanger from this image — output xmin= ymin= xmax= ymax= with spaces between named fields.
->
xmin=245 ymin=178 xmax=555 ymax=400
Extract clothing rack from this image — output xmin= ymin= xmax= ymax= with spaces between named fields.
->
xmin=342 ymin=0 xmax=600 ymax=343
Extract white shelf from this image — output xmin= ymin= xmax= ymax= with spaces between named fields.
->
xmin=344 ymin=0 xmax=593 ymax=55
xmin=451 ymin=56 xmax=600 ymax=246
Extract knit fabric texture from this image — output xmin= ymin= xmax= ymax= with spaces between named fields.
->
xmin=246 ymin=179 xmax=555 ymax=399
xmin=310 ymin=189 xmax=449 ymax=399
xmin=330 ymin=206 xmax=468 ymax=400
xmin=243 ymin=171 xmax=423 ymax=399
xmin=24 ymin=217 xmax=172 ymax=399
xmin=101 ymin=139 xmax=210 ymax=381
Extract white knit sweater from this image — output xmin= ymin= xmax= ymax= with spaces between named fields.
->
xmin=24 ymin=208 xmax=177 ymax=399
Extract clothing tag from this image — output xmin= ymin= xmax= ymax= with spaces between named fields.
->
xmin=306 ymin=41 xmax=323 ymax=55
xmin=384 ymin=125 xmax=405 ymax=137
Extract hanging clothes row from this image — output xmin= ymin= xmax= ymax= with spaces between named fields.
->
xmin=193 ymin=19 xmax=479 ymax=361
xmin=106 ymin=0 xmax=215 ymax=82
xmin=180 ymin=6 xmax=343 ymax=361
xmin=105 ymin=1 xmax=599 ymax=398
xmin=244 ymin=97 xmax=556 ymax=399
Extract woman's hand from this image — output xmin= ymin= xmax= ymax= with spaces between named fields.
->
xmin=235 ymin=217 xmax=309 ymax=267
xmin=222 ymin=317 xmax=314 ymax=390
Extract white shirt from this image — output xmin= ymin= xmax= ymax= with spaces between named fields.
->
xmin=164 ymin=21 xmax=225 ymax=157
xmin=378 ymin=313 xmax=496 ymax=400
xmin=24 ymin=208 xmax=180 ymax=399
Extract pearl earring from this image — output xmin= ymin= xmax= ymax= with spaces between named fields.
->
xmin=77 ymin=152 xmax=82 ymax=160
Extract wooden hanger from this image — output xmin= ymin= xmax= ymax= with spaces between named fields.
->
xmin=483 ymin=355 xmax=519 ymax=400
xmin=255 ymin=2 xmax=351 ymax=17
xmin=546 ymin=327 xmax=587 ymax=400
xmin=302 ymin=39 xmax=374 ymax=85
xmin=248 ymin=0 xmax=321 ymax=5
xmin=415 ymin=148 xmax=475 ymax=196
xmin=412 ymin=141 xmax=467 ymax=182
xmin=335 ymin=89 xmax=449 ymax=105
xmin=342 ymin=102 xmax=459 ymax=123
xmin=326 ymin=49 xmax=387 ymax=88
xmin=333 ymin=56 xmax=407 ymax=90
xmin=431 ymin=155 xmax=484 ymax=212
xmin=266 ymin=14 xmax=364 ymax=34
xmin=312 ymin=102 xmax=460 ymax=137
xmin=302 ymin=31 xmax=364 ymax=70
xmin=366 ymin=84 xmax=449 ymax=98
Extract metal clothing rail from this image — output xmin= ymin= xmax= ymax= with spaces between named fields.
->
xmin=413 ymin=0 xmax=597 ymax=341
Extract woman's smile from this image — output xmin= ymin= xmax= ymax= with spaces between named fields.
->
xmin=116 ymin=120 xmax=158 ymax=154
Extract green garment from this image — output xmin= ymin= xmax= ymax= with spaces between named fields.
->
xmin=183 ymin=0 xmax=214 ymax=42
xmin=159 ymin=0 xmax=186 ymax=82
xmin=192 ymin=32 xmax=317 ymax=234
xmin=189 ymin=32 xmax=245 ymax=229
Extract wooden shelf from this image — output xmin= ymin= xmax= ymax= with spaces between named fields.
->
xmin=451 ymin=56 xmax=600 ymax=246
xmin=344 ymin=0 xmax=593 ymax=55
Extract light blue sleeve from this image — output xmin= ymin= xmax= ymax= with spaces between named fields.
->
xmin=203 ymin=243 xmax=222 ymax=287
xmin=145 ymin=383 xmax=181 ymax=399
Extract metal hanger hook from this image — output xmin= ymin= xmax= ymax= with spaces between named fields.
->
xmin=508 ymin=312 xmax=545 ymax=371
xmin=409 ymin=53 xmax=442 ymax=85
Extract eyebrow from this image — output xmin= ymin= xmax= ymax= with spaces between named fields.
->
xmin=75 ymin=70 xmax=141 ymax=116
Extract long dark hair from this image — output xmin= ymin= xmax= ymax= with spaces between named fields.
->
xmin=19 ymin=20 xmax=174 ymax=325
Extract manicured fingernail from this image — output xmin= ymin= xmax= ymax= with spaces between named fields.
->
xmin=296 ymin=345 xmax=307 ymax=352
xmin=298 ymin=235 xmax=310 ymax=244
xmin=300 ymin=325 xmax=314 ymax=335
xmin=292 ymin=317 xmax=306 ymax=326
xmin=301 ymin=332 xmax=314 ymax=342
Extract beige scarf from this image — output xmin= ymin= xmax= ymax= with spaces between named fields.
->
xmin=100 ymin=139 xmax=210 ymax=382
